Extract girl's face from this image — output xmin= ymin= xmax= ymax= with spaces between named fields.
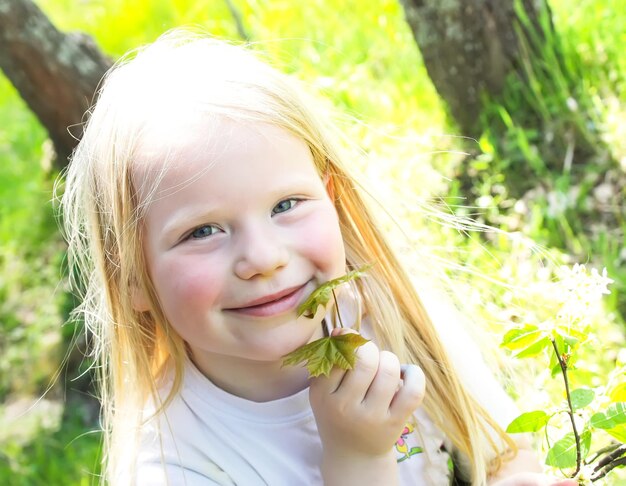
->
xmin=138 ymin=119 xmax=346 ymax=368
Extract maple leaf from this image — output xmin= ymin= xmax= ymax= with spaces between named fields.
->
xmin=281 ymin=333 xmax=370 ymax=377
xmin=297 ymin=265 xmax=372 ymax=318
xmin=283 ymin=265 xmax=372 ymax=377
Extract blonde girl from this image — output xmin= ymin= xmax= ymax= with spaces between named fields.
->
xmin=60 ymin=30 xmax=575 ymax=486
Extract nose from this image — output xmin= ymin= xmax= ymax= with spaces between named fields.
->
xmin=233 ymin=224 xmax=289 ymax=280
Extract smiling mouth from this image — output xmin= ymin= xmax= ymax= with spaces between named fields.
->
xmin=225 ymin=282 xmax=310 ymax=318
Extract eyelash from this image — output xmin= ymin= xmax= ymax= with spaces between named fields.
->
xmin=187 ymin=224 xmax=222 ymax=240
xmin=271 ymin=198 xmax=302 ymax=216
xmin=186 ymin=198 xmax=303 ymax=241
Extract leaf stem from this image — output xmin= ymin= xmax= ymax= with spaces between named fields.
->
xmin=550 ymin=338 xmax=582 ymax=477
xmin=332 ymin=289 xmax=344 ymax=329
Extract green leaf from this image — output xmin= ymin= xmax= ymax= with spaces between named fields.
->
xmin=282 ymin=333 xmax=370 ymax=377
xmin=550 ymin=363 xmax=563 ymax=378
xmin=607 ymin=402 xmax=625 ymax=426
xmin=570 ymin=388 xmax=595 ymax=410
xmin=545 ymin=430 xmax=591 ymax=468
xmin=590 ymin=402 xmax=626 ymax=430
xmin=606 ymin=402 xmax=626 ymax=423
xmin=285 ymin=267 xmax=372 ymax=377
xmin=609 ymin=382 xmax=626 ymax=402
xmin=501 ymin=325 xmax=550 ymax=358
xmin=581 ymin=430 xmax=592 ymax=461
xmin=501 ymin=324 xmax=541 ymax=350
xmin=554 ymin=326 xmax=587 ymax=347
xmin=514 ymin=337 xmax=551 ymax=358
xmin=605 ymin=424 xmax=626 ymax=443
xmin=506 ymin=411 xmax=550 ymax=433
xmin=297 ymin=265 xmax=372 ymax=318
xmin=590 ymin=412 xmax=615 ymax=429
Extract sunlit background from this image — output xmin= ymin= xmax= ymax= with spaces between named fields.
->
xmin=1 ymin=0 xmax=624 ymax=483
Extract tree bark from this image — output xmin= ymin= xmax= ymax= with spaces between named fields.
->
xmin=399 ymin=0 xmax=548 ymax=136
xmin=0 ymin=0 xmax=111 ymax=169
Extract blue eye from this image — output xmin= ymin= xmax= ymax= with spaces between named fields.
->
xmin=272 ymin=199 xmax=298 ymax=216
xmin=189 ymin=225 xmax=220 ymax=239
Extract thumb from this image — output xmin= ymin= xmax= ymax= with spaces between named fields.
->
xmin=330 ymin=327 xmax=359 ymax=337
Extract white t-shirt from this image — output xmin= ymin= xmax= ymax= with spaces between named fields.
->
xmin=133 ymin=359 xmax=454 ymax=486
xmin=132 ymin=299 xmax=519 ymax=485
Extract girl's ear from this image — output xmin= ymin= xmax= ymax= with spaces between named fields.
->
xmin=131 ymin=284 xmax=151 ymax=312
xmin=323 ymin=172 xmax=335 ymax=201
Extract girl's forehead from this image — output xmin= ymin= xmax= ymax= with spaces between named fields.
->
xmin=132 ymin=117 xmax=317 ymax=203
xmin=134 ymin=110 xmax=216 ymax=163
xmin=135 ymin=115 xmax=303 ymax=169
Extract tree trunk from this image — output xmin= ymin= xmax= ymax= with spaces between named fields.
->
xmin=0 ymin=0 xmax=111 ymax=169
xmin=399 ymin=0 xmax=548 ymax=136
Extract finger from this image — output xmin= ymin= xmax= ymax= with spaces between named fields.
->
xmin=309 ymin=361 xmax=347 ymax=398
xmin=389 ymin=364 xmax=426 ymax=418
xmin=333 ymin=340 xmax=380 ymax=401
xmin=330 ymin=326 xmax=357 ymax=337
xmin=310 ymin=327 xmax=358 ymax=396
xmin=362 ymin=351 xmax=401 ymax=413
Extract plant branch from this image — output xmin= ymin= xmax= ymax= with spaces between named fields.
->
xmin=223 ymin=0 xmax=251 ymax=42
xmin=592 ymin=444 xmax=626 ymax=473
xmin=591 ymin=455 xmax=626 ymax=482
xmin=585 ymin=442 xmax=622 ymax=465
xmin=551 ymin=338 xmax=582 ymax=476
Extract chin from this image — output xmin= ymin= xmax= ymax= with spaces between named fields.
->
xmin=251 ymin=325 xmax=324 ymax=362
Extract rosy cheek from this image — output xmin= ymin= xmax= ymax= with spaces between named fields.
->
xmin=155 ymin=257 xmax=222 ymax=315
xmin=176 ymin=271 xmax=220 ymax=305
xmin=299 ymin=207 xmax=345 ymax=275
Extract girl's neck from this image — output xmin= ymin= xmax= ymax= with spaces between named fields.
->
xmin=190 ymin=352 xmax=311 ymax=402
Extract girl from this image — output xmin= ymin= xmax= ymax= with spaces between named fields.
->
xmin=59 ymin=30 xmax=576 ymax=486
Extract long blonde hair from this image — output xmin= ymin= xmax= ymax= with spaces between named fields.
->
xmin=59 ymin=29 xmax=516 ymax=484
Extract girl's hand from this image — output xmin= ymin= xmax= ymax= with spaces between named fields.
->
xmin=490 ymin=472 xmax=578 ymax=486
xmin=309 ymin=329 xmax=425 ymax=485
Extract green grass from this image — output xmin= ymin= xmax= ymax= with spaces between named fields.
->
xmin=1 ymin=0 xmax=624 ymax=483
xmin=0 ymin=409 xmax=102 ymax=486
xmin=457 ymin=0 xmax=626 ymax=324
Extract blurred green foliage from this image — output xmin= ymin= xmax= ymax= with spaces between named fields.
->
xmin=0 ymin=0 xmax=624 ymax=484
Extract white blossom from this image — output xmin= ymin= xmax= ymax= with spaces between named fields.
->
xmin=554 ymin=264 xmax=613 ymax=324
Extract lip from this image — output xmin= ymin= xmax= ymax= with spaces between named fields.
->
xmin=225 ymin=282 xmax=310 ymax=318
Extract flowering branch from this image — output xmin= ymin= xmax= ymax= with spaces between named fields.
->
xmin=551 ymin=337 xmax=581 ymax=476
xmin=501 ymin=264 xmax=625 ymax=483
